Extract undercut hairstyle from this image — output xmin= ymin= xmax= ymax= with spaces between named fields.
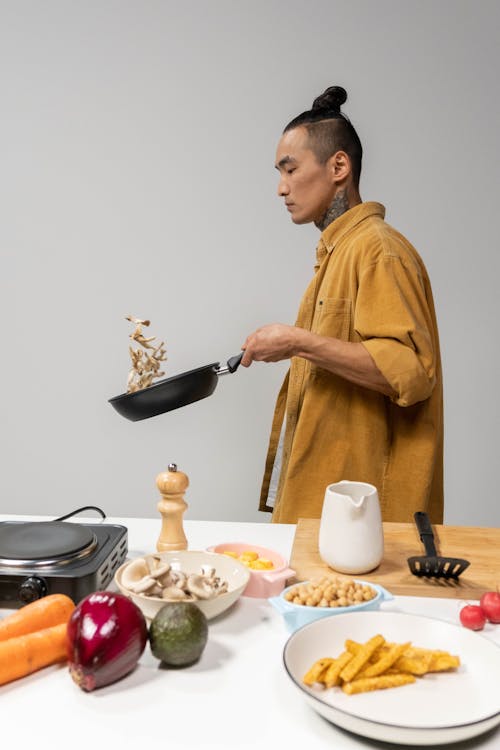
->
xmin=284 ymin=86 xmax=363 ymax=187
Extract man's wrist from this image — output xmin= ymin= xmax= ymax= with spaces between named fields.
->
xmin=292 ymin=327 xmax=317 ymax=359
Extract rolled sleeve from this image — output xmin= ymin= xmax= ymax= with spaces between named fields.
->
xmin=356 ymin=255 xmax=437 ymax=407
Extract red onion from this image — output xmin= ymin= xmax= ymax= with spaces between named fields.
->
xmin=67 ymin=591 xmax=148 ymax=691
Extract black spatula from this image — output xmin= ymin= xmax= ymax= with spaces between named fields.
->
xmin=407 ymin=511 xmax=470 ymax=580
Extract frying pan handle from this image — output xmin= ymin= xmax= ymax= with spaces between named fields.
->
xmin=217 ymin=352 xmax=244 ymax=375
xmin=227 ymin=352 xmax=244 ymax=373
xmin=414 ymin=511 xmax=438 ymax=557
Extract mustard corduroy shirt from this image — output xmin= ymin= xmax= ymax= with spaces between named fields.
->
xmin=259 ymin=202 xmax=444 ymax=524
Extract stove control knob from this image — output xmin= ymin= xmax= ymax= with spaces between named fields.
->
xmin=18 ymin=576 xmax=48 ymax=604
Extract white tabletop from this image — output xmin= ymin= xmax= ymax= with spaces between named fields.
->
xmin=1 ymin=515 xmax=499 ymax=750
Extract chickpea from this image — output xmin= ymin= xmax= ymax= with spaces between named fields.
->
xmin=286 ymin=576 xmax=376 ymax=609
xmin=311 ymin=591 xmax=322 ymax=605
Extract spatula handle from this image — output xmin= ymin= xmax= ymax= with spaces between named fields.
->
xmin=414 ymin=511 xmax=438 ymax=556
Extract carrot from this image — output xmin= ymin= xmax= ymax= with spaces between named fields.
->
xmin=0 ymin=594 xmax=75 ymax=642
xmin=0 ymin=623 xmax=68 ymax=686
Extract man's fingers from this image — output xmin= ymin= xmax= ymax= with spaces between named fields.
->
xmin=240 ymin=347 xmax=253 ymax=367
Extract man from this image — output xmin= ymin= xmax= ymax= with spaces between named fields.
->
xmin=241 ymin=86 xmax=443 ymax=525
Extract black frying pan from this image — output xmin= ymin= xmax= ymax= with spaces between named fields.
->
xmin=108 ymin=352 xmax=244 ymax=421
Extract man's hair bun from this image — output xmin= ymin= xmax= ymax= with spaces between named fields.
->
xmin=311 ymin=86 xmax=348 ymax=115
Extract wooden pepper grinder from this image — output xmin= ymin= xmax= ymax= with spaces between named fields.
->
xmin=156 ymin=462 xmax=189 ymax=552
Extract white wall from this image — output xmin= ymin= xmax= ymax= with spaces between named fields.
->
xmin=1 ymin=0 xmax=499 ymax=526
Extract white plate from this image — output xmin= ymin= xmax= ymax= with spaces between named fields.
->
xmin=283 ymin=611 xmax=500 ymax=746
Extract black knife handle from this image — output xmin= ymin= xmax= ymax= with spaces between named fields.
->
xmin=414 ymin=511 xmax=438 ymax=556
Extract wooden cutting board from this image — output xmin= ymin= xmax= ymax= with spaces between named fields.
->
xmin=289 ymin=518 xmax=500 ymax=599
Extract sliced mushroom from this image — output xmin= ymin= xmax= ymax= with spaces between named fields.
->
xmin=122 ymin=557 xmax=229 ymax=601
xmin=121 ymin=558 xmax=150 ymax=590
xmin=144 ymin=554 xmax=162 ymax=573
xmin=156 ymin=570 xmax=174 ymax=587
xmin=215 ymin=580 xmax=228 ymax=595
xmin=150 ymin=563 xmax=171 ymax=580
xmin=130 ymin=575 xmax=157 ymax=594
xmin=186 ymin=574 xmax=217 ymax=600
xmin=161 ymin=585 xmax=189 ymax=600
xmin=201 ymin=565 xmax=216 ymax=579
xmin=169 ymin=570 xmax=187 ymax=589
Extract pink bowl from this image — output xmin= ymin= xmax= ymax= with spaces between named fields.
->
xmin=206 ymin=542 xmax=295 ymax=598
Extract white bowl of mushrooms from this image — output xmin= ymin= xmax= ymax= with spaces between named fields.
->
xmin=114 ymin=550 xmax=251 ymax=621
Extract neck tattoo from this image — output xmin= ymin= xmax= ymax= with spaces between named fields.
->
xmin=316 ymin=191 xmax=350 ymax=231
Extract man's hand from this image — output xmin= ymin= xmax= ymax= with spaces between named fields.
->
xmin=240 ymin=323 xmax=301 ymax=367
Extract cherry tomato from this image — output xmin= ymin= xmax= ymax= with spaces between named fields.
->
xmin=459 ymin=604 xmax=486 ymax=631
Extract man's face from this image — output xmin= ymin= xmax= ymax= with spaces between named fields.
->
xmin=275 ymin=126 xmax=335 ymax=225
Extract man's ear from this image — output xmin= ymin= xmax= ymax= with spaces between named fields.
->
xmin=328 ymin=151 xmax=351 ymax=183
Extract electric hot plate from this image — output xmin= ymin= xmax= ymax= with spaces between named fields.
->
xmin=0 ymin=520 xmax=128 ymax=607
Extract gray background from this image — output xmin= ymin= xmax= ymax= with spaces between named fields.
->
xmin=1 ymin=0 xmax=498 ymax=526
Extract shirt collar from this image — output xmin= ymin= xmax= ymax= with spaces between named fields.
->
xmin=315 ymin=201 xmax=386 ymax=268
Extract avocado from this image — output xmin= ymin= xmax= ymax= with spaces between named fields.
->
xmin=149 ymin=602 xmax=208 ymax=666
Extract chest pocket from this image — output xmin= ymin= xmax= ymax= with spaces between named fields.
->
xmin=312 ymin=297 xmax=352 ymax=341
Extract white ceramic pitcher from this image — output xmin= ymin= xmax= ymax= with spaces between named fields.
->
xmin=318 ymin=480 xmax=384 ymax=574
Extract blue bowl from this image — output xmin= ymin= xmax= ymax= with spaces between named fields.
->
xmin=269 ymin=579 xmax=393 ymax=633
